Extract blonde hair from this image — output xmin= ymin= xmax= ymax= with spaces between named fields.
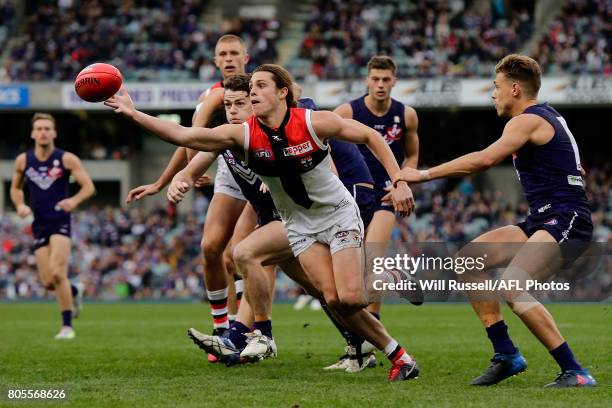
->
xmin=31 ymin=112 xmax=56 ymax=128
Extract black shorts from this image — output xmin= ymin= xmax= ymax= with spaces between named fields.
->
xmin=516 ymin=207 xmax=593 ymax=243
xmin=256 ymin=208 xmax=282 ymax=227
xmin=352 ymin=184 xmax=376 ymax=230
xmin=32 ymin=217 xmax=71 ymax=251
xmin=373 ymin=183 xmax=395 ymax=214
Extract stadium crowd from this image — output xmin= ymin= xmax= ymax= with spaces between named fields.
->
xmin=4 ymin=0 xmax=279 ymax=81
xmin=535 ymin=0 xmax=612 ymax=75
xmin=0 ymin=0 xmax=16 ymax=51
xmin=295 ymin=0 xmax=535 ymax=79
xmin=1 ymin=168 xmax=610 ymax=301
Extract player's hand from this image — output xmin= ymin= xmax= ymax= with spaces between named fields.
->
xmin=260 ymin=182 xmax=269 ymax=193
xmin=56 ymin=198 xmax=78 ymax=212
xmin=194 ymin=174 xmax=213 ymax=188
xmin=16 ymin=204 xmax=32 ymax=218
xmin=167 ymin=176 xmax=193 ymax=204
xmin=126 ymin=183 xmax=160 ymax=203
xmin=389 ymin=181 xmax=415 ymax=217
xmin=104 ymin=86 xmax=135 ymax=118
xmin=392 ymin=167 xmax=423 ymax=186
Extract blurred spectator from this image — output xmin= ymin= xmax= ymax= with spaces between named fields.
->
xmin=0 ymin=0 xmax=16 ymax=49
xmin=1 ymin=166 xmax=609 ymax=301
xmin=5 ymin=0 xmax=279 ymax=81
xmin=535 ymin=0 xmax=612 ymax=75
xmin=296 ymin=0 xmax=534 ymax=79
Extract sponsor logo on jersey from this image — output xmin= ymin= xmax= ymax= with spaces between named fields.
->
xmin=567 ymin=174 xmax=584 ymax=187
xmin=283 ymin=141 xmax=313 ymax=156
xmin=538 ymin=203 xmax=552 ymax=213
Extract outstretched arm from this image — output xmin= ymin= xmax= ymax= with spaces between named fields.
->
xmin=104 ymin=87 xmax=243 ymax=152
xmin=313 ymin=110 xmax=414 ymax=216
xmin=167 ymin=151 xmax=219 ymax=203
xmin=126 ymin=146 xmax=188 ymax=203
xmin=393 ymin=114 xmax=535 ymax=185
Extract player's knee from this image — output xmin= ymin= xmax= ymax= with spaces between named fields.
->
xmin=233 ymin=244 xmax=257 ymax=268
xmin=42 ymin=279 xmax=55 ymax=290
xmin=337 ymin=291 xmax=367 ymax=310
xmin=51 ymin=272 xmax=66 ymax=286
xmin=200 ymin=237 xmax=224 ymax=261
xmin=322 ymin=291 xmax=340 ymax=310
xmin=223 ymin=248 xmax=235 ymax=273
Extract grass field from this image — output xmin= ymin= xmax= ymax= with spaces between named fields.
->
xmin=0 ymin=302 xmax=610 ymax=407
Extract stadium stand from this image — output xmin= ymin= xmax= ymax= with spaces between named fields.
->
xmin=4 ymin=0 xmax=279 ymax=81
xmin=534 ymin=0 xmax=612 ymax=75
xmin=2 ymin=168 xmax=609 ymax=301
xmin=0 ymin=0 xmax=16 ymax=51
xmin=295 ymin=0 xmax=535 ymax=79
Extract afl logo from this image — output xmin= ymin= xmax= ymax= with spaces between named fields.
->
xmin=254 ymin=149 xmax=272 ymax=159
xmin=545 ymin=218 xmax=558 ymax=226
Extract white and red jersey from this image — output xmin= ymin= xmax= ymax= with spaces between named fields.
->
xmin=243 ymin=108 xmax=356 ymax=233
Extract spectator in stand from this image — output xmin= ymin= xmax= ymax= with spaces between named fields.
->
xmin=4 ymin=0 xmax=279 ymax=81
xmin=535 ymin=0 xmax=611 ymax=75
xmin=1 ymin=167 xmax=609 ymax=301
xmin=297 ymin=0 xmax=534 ymax=79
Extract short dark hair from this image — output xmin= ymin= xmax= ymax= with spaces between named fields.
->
xmin=253 ymin=64 xmax=296 ymax=108
xmin=206 ymin=106 xmax=229 ymax=128
xmin=367 ymin=56 xmax=397 ymax=75
xmin=495 ymin=54 xmax=541 ymax=97
xmin=223 ymin=74 xmax=251 ymax=94
xmin=31 ymin=112 xmax=55 ymax=127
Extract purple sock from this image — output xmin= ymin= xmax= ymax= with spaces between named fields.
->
xmin=486 ymin=320 xmax=517 ymax=355
xmin=228 ymin=321 xmax=250 ymax=350
xmin=550 ymin=342 xmax=582 ymax=371
xmin=61 ymin=310 xmax=72 ymax=327
xmin=253 ymin=320 xmax=272 ymax=338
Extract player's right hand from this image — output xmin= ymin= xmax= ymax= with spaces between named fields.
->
xmin=126 ymin=183 xmax=160 ymax=203
xmin=167 ymin=178 xmax=193 ymax=204
xmin=16 ymin=204 xmax=32 ymax=218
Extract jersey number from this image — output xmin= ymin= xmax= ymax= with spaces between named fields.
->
xmin=556 ymin=116 xmax=582 ymax=171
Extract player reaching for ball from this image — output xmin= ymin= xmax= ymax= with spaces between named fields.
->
xmin=105 ymin=64 xmax=420 ymax=382
xmin=10 ymin=113 xmax=95 ymax=340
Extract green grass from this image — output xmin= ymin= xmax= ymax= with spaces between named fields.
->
xmin=0 ymin=303 xmax=610 ymax=407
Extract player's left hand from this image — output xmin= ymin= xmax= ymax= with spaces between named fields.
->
xmin=392 ymin=167 xmax=422 ymax=186
xmin=56 ymin=198 xmax=78 ymax=212
xmin=104 ymin=86 xmax=135 ymax=118
xmin=388 ymin=181 xmax=414 ymax=217
xmin=259 ymin=182 xmax=270 ymax=194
